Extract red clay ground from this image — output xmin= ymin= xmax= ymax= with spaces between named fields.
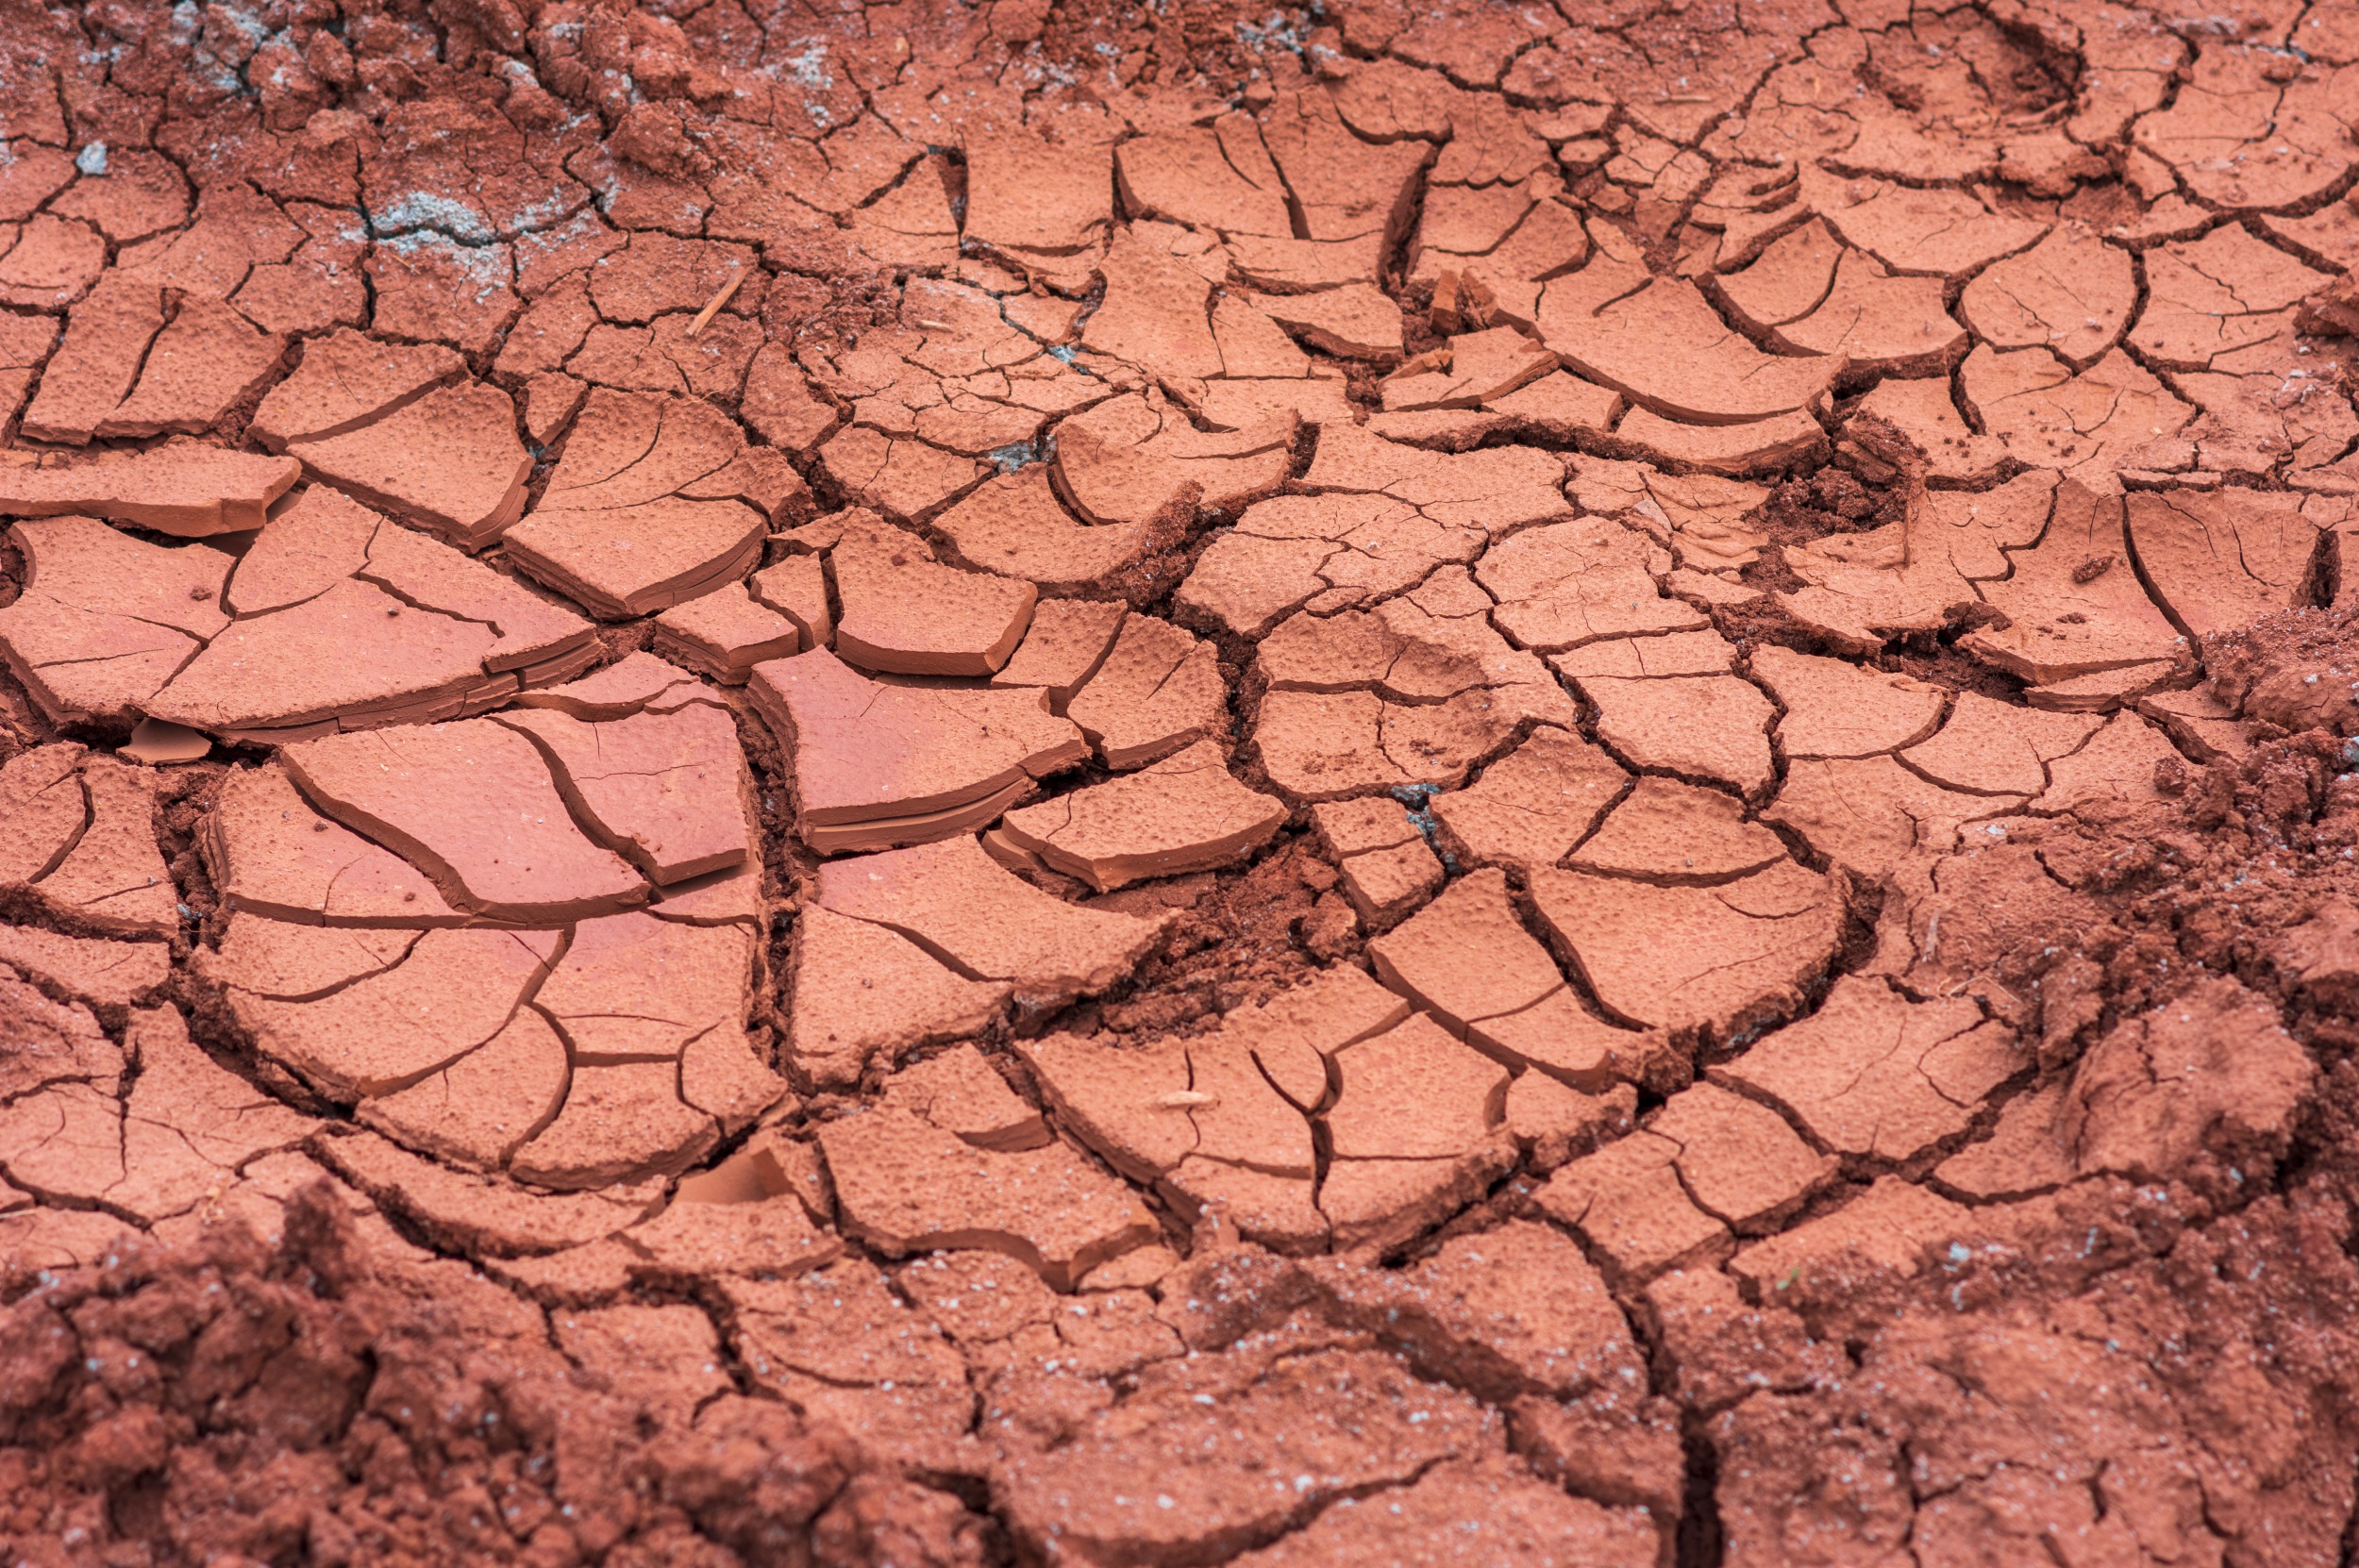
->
xmin=6 ymin=0 xmax=2359 ymax=1562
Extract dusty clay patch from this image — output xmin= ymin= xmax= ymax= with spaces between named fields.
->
xmin=8 ymin=1 xmax=2359 ymax=1564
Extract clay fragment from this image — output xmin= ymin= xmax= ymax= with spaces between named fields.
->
xmin=1536 ymin=1128 xmax=1728 ymax=1280
xmin=818 ymin=1108 xmax=1156 ymax=1289
xmin=830 ymin=514 xmax=1037 ymax=676
xmin=991 ymin=598 xmax=1129 ymax=706
xmin=1430 ymin=728 xmax=1630 ymax=871
xmin=1065 ymin=614 xmax=1230 ymax=770
xmin=496 ymin=698 xmax=754 ymax=886
xmin=1715 ymin=975 xmax=2022 ymax=1161
xmin=18 ymin=273 xmax=163 ymax=445
xmin=1752 ymin=644 xmax=1945 ymax=759
xmin=250 ymin=328 xmax=464 ymax=451
xmin=996 ymin=741 xmax=1285 ymax=891
xmin=880 ymin=1045 xmax=1046 ymax=1151
xmin=1567 ymin=777 xmax=1790 ymax=884
xmin=0 ymin=516 xmax=231 ymax=724
xmin=287 ymin=381 xmax=531 ymax=550
xmin=1531 ymin=861 xmax=1843 ymax=1037
xmin=650 ymin=582 xmax=802 ymax=683
xmin=282 ymin=718 xmax=649 ymax=921
xmin=0 ymin=445 xmax=299 ymax=538
xmin=201 ymin=762 xmax=463 ymax=926
xmin=816 ymin=837 xmax=1170 ymax=1006
xmin=0 ymin=925 xmax=166 ymax=1012
xmin=1311 ymin=797 xmax=1445 ymax=926
xmin=935 ymin=469 xmax=1154 ymax=593
xmin=1055 ymin=392 xmax=1295 ymax=527
xmin=93 ymin=297 xmax=285 ymax=439
xmin=749 ymin=646 xmax=1085 ymax=853
xmin=787 ymin=906 xmax=1011 ymax=1088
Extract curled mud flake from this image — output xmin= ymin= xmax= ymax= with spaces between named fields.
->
xmin=787 ymin=906 xmax=1009 ymax=1090
xmin=817 ymin=1106 xmax=1158 ymax=1290
xmin=1055 ymin=391 xmax=1296 ymax=528
xmin=750 ymin=644 xmax=1083 ymax=853
xmin=0 ymin=517 xmax=231 ymax=725
xmin=937 ymin=470 xmax=1154 ymax=596
xmin=250 ymin=329 xmax=464 ymax=453
xmin=1716 ymin=975 xmax=2024 ymax=1161
xmin=281 ymin=718 xmax=648 ymax=922
xmin=828 ymin=513 xmax=1036 ymax=677
xmin=0 ymin=444 xmax=299 ymax=539
xmin=650 ymin=581 xmax=802 ymax=685
xmin=995 ymin=740 xmax=1285 ymax=892
xmin=288 ymin=380 xmax=532 ymax=552
xmin=815 ymin=836 xmax=1170 ymax=1009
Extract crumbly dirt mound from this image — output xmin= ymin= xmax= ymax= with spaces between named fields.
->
xmin=14 ymin=0 xmax=2359 ymax=1562
xmin=1 ymin=1186 xmax=980 ymax=1567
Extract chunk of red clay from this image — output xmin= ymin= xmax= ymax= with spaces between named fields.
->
xmin=281 ymin=718 xmax=649 ymax=921
xmin=0 ymin=444 xmax=299 ymax=536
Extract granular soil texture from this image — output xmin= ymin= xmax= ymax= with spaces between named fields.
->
xmin=10 ymin=0 xmax=2359 ymax=1562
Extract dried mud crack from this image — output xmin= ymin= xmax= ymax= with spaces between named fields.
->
xmin=8 ymin=0 xmax=2359 ymax=1563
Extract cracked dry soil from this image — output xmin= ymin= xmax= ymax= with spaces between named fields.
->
xmin=9 ymin=0 xmax=2359 ymax=1563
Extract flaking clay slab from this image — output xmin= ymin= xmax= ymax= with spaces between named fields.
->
xmin=14 ymin=12 xmax=2359 ymax=1560
xmin=281 ymin=718 xmax=649 ymax=921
